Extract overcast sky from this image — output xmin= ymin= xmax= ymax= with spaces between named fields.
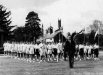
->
xmin=0 ymin=0 xmax=103 ymax=34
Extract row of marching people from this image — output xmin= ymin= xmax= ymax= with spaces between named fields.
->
xmin=3 ymin=41 xmax=64 ymax=63
xmin=75 ymin=43 xmax=99 ymax=61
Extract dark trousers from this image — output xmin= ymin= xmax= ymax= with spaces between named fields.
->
xmin=64 ymin=51 xmax=68 ymax=60
xmin=69 ymin=54 xmax=74 ymax=68
xmin=79 ymin=48 xmax=84 ymax=58
xmin=94 ymin=49 xmax=99 ymax=58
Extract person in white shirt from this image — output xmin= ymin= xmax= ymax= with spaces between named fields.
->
xmin=29 ymin=43 xmax=35 ymax=61
xmin=18 ymin=43 xmax=21 ymax=58
xmin=35 ymin=42 xmax=40 ymax=61
xmin=88 ymin=45 xmax=92 ymax=59
xmin=84 ymin=44 xmax=89 ymax=59
xmin=22 ymin=43 xmax=26 ymax=59
xmin=47 ymin=42 xmax=53 ymax=61
xmin=12 ymin=42 xmax=16 ymax=57
xmin=57 ymin=42 xmax=63 ymax=62
xmin=10 ymin=43 xmax=12 ymax=57
xmin=14 ymin=42 xmax=18 ymax=58
xmin=42 ymin=43 xmax=48 ymax=61
xmin=3 ymin=42 xmax=7 ymax=55
xmin=39 ymin=42 xmax=46 ymax=62
xmin=75 ymin=45 xmax=79 ymax=60
xmin=26 ymin=43 xmax=30 ymax=61
xmin=20 ymin=43 xmax=24 ymax=59
xmin=16 ymin=43 xmax=19 ymax=58
xmin=19 ymin=43 xmax=21 ymax=58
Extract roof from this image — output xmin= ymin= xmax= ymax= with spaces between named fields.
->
xmin=45 ymin=30 xmax=63 ymax=39
xmin=37 ymin=30 xmax=63 ymax=42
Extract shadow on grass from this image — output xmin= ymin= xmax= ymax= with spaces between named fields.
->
xmin=46 ymin=61 xmax=59 ymax=63
xmin=74 ymin=66 xmax=93 ymax=69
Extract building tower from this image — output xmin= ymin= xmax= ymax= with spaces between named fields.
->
xmin=58 ymin=19 xmax=61 ymax=29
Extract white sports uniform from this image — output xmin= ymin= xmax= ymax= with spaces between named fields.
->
xmin=29 ymin=44 xmax=34 ymax=54
xmin=47 ymin=44 xmax=52 ymax=54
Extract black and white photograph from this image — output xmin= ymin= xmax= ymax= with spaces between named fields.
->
xmin=0 ymin=0 xmax=103 ymax=75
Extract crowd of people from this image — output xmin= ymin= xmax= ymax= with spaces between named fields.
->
xmin=75 ymin=43 xmax=99 ymax=61
xmin=3 ymin=41 xmax=64 ymax=63
xmin=3 ymin=41 xmax=100 ymax=63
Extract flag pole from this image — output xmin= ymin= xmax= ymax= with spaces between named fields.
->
xmin=84 ymin=28 xmax=85 ymax=45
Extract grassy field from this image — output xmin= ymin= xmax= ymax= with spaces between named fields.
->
xmin=0 ymin=52 xmax=103 ymax=75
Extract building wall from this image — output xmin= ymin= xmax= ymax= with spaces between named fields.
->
xmin=54 ymin=32 xmax=66 ymax=43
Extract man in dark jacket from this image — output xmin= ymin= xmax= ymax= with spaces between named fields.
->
xmin=64 ymin=40 xmax=71 ymax=61
xmin=69 ymin=33 xmax=76 ymax=68
xmin=64 ymin=32 xmax=76 ymax=68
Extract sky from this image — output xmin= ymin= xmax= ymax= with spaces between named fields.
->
xmin=0 ymin=0 xmax=103 ymax=35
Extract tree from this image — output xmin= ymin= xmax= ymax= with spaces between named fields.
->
xmin=13 ymin=26 xmax=26 ymax=42
xmin=25 ymin=11 xmax=42 ymax=42
xmin=93 ymin=20 xmax=102 ymax=31
xmin=88 ymin=30 xmax=95 ymax=44
xmin=0 ymin=5 xmax=12 ymax=41
xmin=92 ymin=20 xmax=103 ymax=46
xmin=75 ymin=33 xmax=84 ymax=44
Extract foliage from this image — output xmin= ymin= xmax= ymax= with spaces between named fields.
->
xmin=25 ymin=11 xmax=42 ymax=42
xmin=0 ymin=5 xmax=13 ymax=41
xmin=13 ymin=26 xmax=26 ymax=42
xmin=75 ymin=33 xmax=84 ymax=44
xmin=88 ymin=30 xmax=95 ymax=44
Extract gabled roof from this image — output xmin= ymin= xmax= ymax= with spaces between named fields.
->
xmin=44 ymin=30 xmax=63 ymax=39
xmin=44 ymin=31 xmax=62 ymax=39
xmin=37 ymin=30 xmax=63 ymax=42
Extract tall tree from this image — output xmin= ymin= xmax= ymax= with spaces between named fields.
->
xmin=25 ymin=11 xmax=42 ymax=42
xmin=0 ymin=5 xmax=12 ymax=41
xmin=75 ymin=33 xmax=84 ymax=44
xmin=88 ymin=30 xmax=95 ymax=44
xmin=13 ymin=26 xmax=26 ymax=42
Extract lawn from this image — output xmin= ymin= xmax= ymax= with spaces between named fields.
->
xmin=0 ymin=52 xmax=103 ymax=75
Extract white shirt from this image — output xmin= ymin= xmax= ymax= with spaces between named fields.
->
xmin=79 ymin=44 xmax=84 ymax=49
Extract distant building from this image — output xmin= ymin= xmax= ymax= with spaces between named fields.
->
xmin=37 ymin=19 xmax=67 ymax=43
xmin=54 ymin=19 xmax=66 ymax=43
xmin=37 ymin=30 xmax=66 ymax=43
xmin=46 ymin=26 xmax=53 ymax=34
xmin=58 ymin=19 xmax=61 ymax=29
